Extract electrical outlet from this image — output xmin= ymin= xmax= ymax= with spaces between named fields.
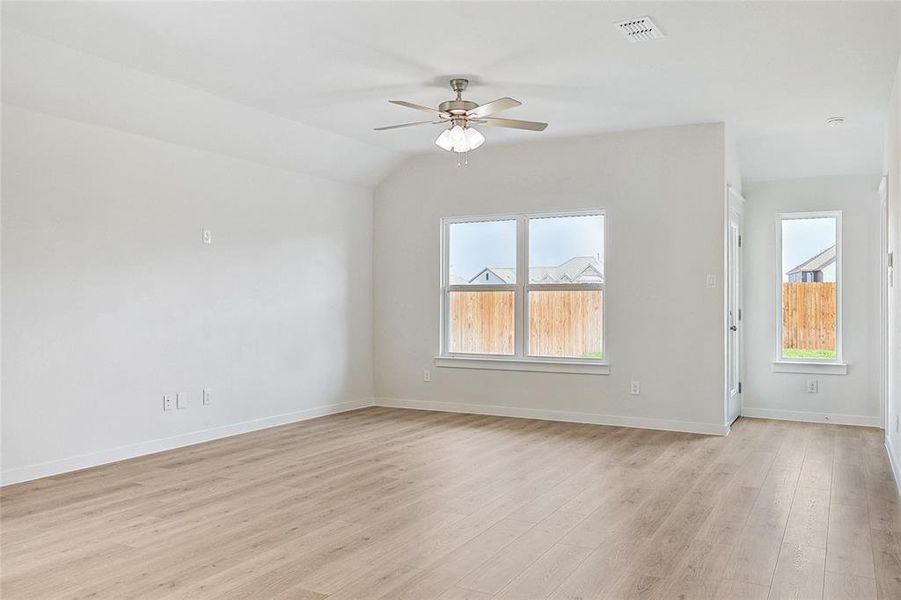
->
xmin=706 ymin=274 xmax=716 ymax=288
xmin=202 ymin=388 xmax=212 ymax=406
xmin=176 ymin=392 xmax=189 ymax=409
xmin=163 ymin=394 xmax=174 ymax=412
xmin=202 ymin=228 xmax=212 ymax=244
xmin=630 ymin=381 xmax=640 ymax=395
xmin=806 ymin=379 xmax=818 ymax=393
xmin=423 ymin=369 xmax=431 ymax=383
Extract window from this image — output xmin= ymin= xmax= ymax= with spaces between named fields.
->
xmin=446 ymin=219 xmax=516 ymax=355
xmin=440 ymin=211 xmax=606 ymax=369
xmin=776 ymin=212 xmax=841 ymax=363
xmin=528 ymin=214 xmax=605 ymax=359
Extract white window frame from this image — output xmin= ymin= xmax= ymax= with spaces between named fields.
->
xmin=437 ymin=209 xmax=609 ymax=375
xmin=773 ymin=210 xmax=846 ymax=374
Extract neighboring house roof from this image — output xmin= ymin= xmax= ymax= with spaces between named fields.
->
xmin=529 ymin=256 xmax=603 ymax=283
xmin=787 ymin=245 xmax=836 ymax=275
xmin=467 ymin=267 xmax=515 ymax=284
xmin=466 ymin=256 xmax=604 ymax=284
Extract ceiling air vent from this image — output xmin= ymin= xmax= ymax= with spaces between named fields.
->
xmin=615 ymin=17 xmax=665 ymax=42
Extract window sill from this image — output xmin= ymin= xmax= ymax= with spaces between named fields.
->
xmin=434 ymin=356 xmax=610 ymax=375
xmin=771 ymin=361 xmax=848 ymax=375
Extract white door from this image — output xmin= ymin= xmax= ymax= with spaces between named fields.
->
xmin=879 ymin=176 xmax=890 ymax=431
xmin=727 ymin=190 xmax=744 ymax=425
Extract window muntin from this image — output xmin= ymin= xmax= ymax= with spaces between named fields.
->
xmin=777 ymin=213 xmax=840 ymax=362
xmin=442 ymin=211 xmax=606 ymax=362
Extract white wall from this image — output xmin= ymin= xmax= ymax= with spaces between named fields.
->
xmin=742 ymin=175 xmax=882 ymax=425
xmin=1 ymin=106 xmax=374 ymax=484
xmin=373 ymin=124 xmax=729 ymax=434
xmin=724 ymin=122 xmax=743 ymax=194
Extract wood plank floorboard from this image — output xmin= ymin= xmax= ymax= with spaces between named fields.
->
xmin=2 ymin=408 xmax=900 ymax=599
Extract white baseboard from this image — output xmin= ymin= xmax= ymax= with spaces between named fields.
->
xmin=741 ymin=406 xmax=881 ymax=428
xmin=374 ymin=397 xmax=730 ymax=436
xmin=1 ymin=398 xmax=374 ymax=487
xmin=887 ymin=436 xmax=901 ymax=496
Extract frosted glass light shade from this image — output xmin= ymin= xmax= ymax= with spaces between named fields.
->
xmin=435 ymin=129 xmax=453 ymax=151
xmin=464 ymin=127 xmax=485 ymax=150
xmin=449 ymin=125 xmax=466 ymax=145
xmin=450 ymin=125 xmax=469 ymax=153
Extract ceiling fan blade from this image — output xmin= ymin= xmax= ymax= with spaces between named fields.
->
xmin=373 ymin=120 xmax=436 ymax=131
xmin=467 ymin=97 xmax=522 ymax=119
xmin=477 ymin=117 xmax=548 ymax=132
xmin=389 ymin=100 xmax=447 ymax=116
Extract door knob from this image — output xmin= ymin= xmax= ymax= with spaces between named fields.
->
xmin=730 ymin=325 xmax=737 ymax=331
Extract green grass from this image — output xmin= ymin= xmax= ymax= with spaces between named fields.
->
xmin=581 ymin=351 xmax=604 ymax=359
xmin=782 ymin=348 xmax=837 ymax=359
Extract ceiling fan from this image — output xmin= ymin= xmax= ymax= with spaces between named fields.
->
xmin=374 ymin=78 xmax=548 ymax=154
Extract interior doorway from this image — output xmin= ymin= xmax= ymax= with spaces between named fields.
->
xmin=879 ymin=175 xmax=891 ymax=432
xmin=727 ymin=187 xmax=745 ymax=425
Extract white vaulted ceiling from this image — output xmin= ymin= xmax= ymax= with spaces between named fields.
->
xmin=3 ymin=1 xmax=899 ymax=185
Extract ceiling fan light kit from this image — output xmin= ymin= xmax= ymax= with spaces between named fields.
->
xmin=435 ymin=124 xmax=485 ymax=153
xmin=375 ymin=78 xmax=547 ymax=160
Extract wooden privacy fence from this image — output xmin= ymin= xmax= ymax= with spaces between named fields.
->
xmin=449 ymin=291 xmax=515 ymax=355
xmin=448 ymin=290 xmax=603 ymax=357
xmin=782 ymin=282 xmax=836 ymax=350
xmin=529 ymin=290 xmax=603 ymax=357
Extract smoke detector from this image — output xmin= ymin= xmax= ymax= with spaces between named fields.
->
xmin=615 ymin=16 xmax=665 ymax=42
xmin=826 ymin=116 xmax=846 ymax=127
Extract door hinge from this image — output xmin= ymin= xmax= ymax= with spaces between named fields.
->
xmin=738 ymin=308 xmax=742 ymax=321
xmin=738 ymin=382 xmax=742 ymax=393
xmin=738 ymin=234 xmax=742 ymax=247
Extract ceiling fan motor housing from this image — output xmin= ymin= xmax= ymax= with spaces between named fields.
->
xmin=440 ymin=78 xmax=477 ymax=117
xmin=439 ymin=99 xmax=478 ymax=115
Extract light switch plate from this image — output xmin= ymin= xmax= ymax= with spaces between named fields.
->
xmin=177 ymin=392 xmax=189 ymax=409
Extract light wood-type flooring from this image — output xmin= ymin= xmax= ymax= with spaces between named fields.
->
xmin=2 ymin=407 xmax=901 ymax=599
